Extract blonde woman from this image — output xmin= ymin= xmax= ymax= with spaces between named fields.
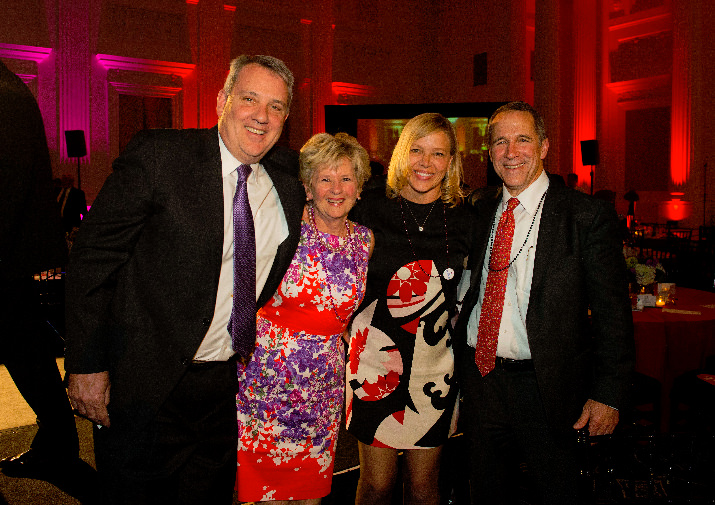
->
xmin=346 ymin=113 xmax=477 ymax=504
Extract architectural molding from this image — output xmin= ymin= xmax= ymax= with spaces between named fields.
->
xmin=332 ymin=82 xmax=375 ymax=105
xmin=606 ymin=74 xmax=671 ymax=109
xmin=108 ymin=81 xmax=183 ymax=98
xmin=97 ymin=54 xmax=195 ymax=77
xmin=0 ymin=43 xmax=52 ymax=63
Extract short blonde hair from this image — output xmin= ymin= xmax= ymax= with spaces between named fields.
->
xmin=299 ymin=132 xmax=371 ymax=193
xmin=386 ymin=113 xmax=464 ymax=206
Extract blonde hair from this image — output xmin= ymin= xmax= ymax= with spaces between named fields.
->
xmin=299 ymin=132 xmax=371 ymax=192
xmin=386 ymin=113 xmax=464 ymax=206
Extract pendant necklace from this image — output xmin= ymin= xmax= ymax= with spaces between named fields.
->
xmin=399 ymin=197 xmax=454 ymax=280
xmin=487 ymin=191 xmax=546 ymax=272
xmin=404 ymin=199 xmax=437 ymax=232
xmin=308 ymin=204 xmax=359 ymax=323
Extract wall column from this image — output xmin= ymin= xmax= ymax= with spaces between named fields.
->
xmin=57 ymin=0 xmax=92 ymax=185
xmin=534 ymin=0 xmax=572 ymax=177
xmin=670 ymin=0 xmax=691 ymax=188
xmin=310 ymin=0 xmax=333 ymax=135
xmin=572 ymin=0 xmax=599 ymax=191
xmin=195 ymin=0 xmax=228 ymax=129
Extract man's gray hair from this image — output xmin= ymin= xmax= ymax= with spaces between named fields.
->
xmin=222 ymin=55 xmax=294 ymax=109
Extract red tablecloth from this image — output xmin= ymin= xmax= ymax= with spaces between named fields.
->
xmin=632 ymin=287 xmax=715 ymax=430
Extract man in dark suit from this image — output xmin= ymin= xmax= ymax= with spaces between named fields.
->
xmin=0 ymin=60 xmax=80 ymax=475
xmin=455 ymin=101 xmax=634 ymax=504
xmin=65 ymin=55 xmax=305 ymax=505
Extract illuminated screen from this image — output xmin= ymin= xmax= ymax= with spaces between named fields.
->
xmin=325 ymin=103 xmax=505 ymax=190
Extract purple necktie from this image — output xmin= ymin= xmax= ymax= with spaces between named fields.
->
xmin=228 ymin=164 xmax=256 ymax=358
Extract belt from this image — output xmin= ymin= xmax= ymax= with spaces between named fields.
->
xmin=188 ymin=358 xmax=236 ymax=370
xmin=494 ymin=357 xmax=534 ymax=371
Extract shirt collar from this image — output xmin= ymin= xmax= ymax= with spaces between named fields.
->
xmin=218 ymin=131 xmax=263 ymax=181
xmin=501 ymin=170 xmax=549 ymax=216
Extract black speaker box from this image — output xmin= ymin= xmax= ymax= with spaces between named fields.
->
xmin=473 ymin=52 xmax=487 ymax=86
xmin=580 ymin=139 xmax=599 ymax=166
xmin=65 ymin=130 xmax=87 ymax=158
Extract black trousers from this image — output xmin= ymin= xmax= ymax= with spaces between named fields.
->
xmin=0 ymin=278 xmax=79 ymax=456
xmin=94 ymin=359 xmax=239 ymax=505
xmin=459 ymin=350 xmax=580 ymax=505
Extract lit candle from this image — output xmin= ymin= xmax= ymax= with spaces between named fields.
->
xmin=656 ymin=296 xmax=666 ymax=307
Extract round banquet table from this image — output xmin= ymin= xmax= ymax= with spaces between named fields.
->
xmin=632 ymin=287 xmax=715 ymax=430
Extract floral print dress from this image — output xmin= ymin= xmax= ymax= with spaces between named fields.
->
xmin=235 ymin=219 xmax=370 ymax=502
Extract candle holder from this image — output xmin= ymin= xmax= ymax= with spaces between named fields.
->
xmin=657 ymin=283 xmax=676 ymax=305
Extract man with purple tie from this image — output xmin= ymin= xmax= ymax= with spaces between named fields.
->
xmin=455 ymin=102 xmax=634 ymax=504
xmin=65 ymin=55 xmax=305 ymax=505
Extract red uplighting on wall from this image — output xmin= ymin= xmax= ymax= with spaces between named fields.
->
xmin=659 ymin=192 xmax=692 ymax=221
xmin=670 ymin=131 xmax=689 ymax=185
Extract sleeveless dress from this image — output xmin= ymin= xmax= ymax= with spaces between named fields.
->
xmin=346 ymin=190 xmax=476 ymax=449
xmin=236 ymin=219 xmax=370 ymax=502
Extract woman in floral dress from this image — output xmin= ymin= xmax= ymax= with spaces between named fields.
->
xmin=236 ymin=132 xmax=374 ymax=504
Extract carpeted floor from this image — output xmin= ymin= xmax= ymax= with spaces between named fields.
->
xmin=0 ymin=417 xmax=363 ymax=505
xmin=0 ymin=357 xmax=363 ymax=505
xmin=3 ymin=359 xmax=713 ymax=504
xmin=0 ymin=420 xmax=97 ymax=505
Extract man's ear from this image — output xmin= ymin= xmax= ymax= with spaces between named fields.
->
xmin=216 ymin=90 xmax=228 ymax=118
xmin=540 ymin=138 xmax=550 ymax=160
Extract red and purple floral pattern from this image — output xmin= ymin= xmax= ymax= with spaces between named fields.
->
xmin=235 ymin=220 xmax=370 ymax=502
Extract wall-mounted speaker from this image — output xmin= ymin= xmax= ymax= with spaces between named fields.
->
xmin=473 ymin=52 xmax=487 ymax=86
xmin=65 ymin=130 xmax=87 ymax=158
xmin=580 ymin=139 xmax=599 ymax=166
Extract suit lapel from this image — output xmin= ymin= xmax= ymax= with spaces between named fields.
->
xmin=197 ymin=127 xmax=225 ymax=275
xmin=471 ymin=200 xmax=499 ymax=287
xmin=460 ymin=197 xmax=500 ymax=320
xmin=258 ymin=162 xmax=304 ymax=306
xmin=529 ymin=182 xmax=567 ymax=298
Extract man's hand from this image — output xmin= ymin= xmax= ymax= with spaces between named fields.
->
xmin=572 ymin=398 xmax=619 ymax=436
xmin=67 ymin=372 xmax=111 ymax=427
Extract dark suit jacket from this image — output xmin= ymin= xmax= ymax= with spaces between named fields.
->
xmin=64 ymin=126 xmax=305 ymax=434
xmin=455 ymin=174 xmax=634 ymax=438
xmin=0 ymin=61 xmax=67 ymax=281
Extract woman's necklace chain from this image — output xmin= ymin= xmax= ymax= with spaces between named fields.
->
xmin=399 ymin=197 xmax=454 ymax=280
xmin=308 ymin=204 xmax=358 ymax=323
xmin=404 ymin=199 xmax=437 ymax=232
xmin=309 ymin=204 xmax=351 ymax=252
xmin=487 ymin=191 xmax=546 ymax=273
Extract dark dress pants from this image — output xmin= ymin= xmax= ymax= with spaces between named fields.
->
xmin=459 ymin=349 xmax=580 ymax=505
xmin=94 ymin=359 xmax=239 ymax=505
xmin=0 ymin=278 xmax=79 ymax=457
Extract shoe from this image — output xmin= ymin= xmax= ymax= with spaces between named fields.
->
xmin=0 ymin=449 xmax=81 ymax=478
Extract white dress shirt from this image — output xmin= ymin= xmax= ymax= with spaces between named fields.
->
xmin=193 ymin=133 xmax=289 ymax=361
xmin=467 ymin=170 xmax=550 ymax=359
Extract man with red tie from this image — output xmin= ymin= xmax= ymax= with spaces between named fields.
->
xmin=65 ymin=55 xmax=305 ymax=505
xmin=455 ymin=101 xmax=634 ymax=504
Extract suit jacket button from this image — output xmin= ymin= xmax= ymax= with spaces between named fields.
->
xmin=202 ymin=318 xmax=210 ymax=327
xmin=181 ymin=357 xmax=190 ymax=366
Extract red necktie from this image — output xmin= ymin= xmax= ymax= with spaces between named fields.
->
xmin=475 ymin=197 xmax=520 ymax=376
